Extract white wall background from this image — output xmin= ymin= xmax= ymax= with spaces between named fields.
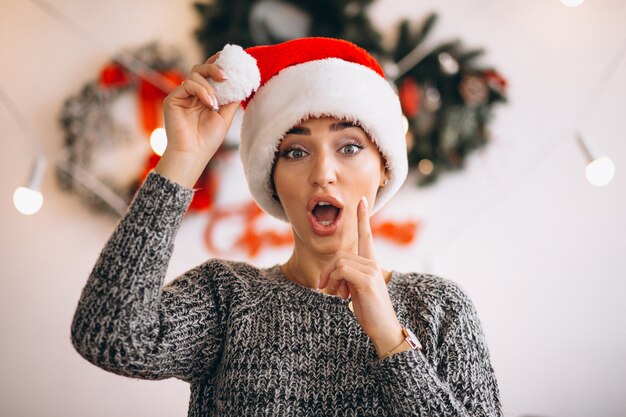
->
xmin=1 ymin=0 xmax=625 ymax=416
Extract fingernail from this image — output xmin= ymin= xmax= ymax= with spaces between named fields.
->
xmin=361 ymin=196 xmax=368 ymax=210
xmin=218 ymin=69 xmax=228 ymax=79
xmin=211 ymin=95 xmax=219 ymax=111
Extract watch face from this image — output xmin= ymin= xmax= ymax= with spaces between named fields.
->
xmin=404 ymin=328 xmax=422 ymax=350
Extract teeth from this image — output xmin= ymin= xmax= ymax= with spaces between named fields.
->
xmin=318 ymin=202 xmax=330 ymax=206
xmin=319 ymin=220 xmax=333 ymax=226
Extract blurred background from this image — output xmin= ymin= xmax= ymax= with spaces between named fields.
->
xmin=1 ymin=0 xmax=625 ymax=416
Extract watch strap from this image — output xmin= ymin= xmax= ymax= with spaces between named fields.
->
xmin=379 ymin=327 xmax=422 ymax=360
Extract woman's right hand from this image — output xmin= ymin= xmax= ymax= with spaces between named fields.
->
xmin=156 ymin=52 xmax=239 ymax=188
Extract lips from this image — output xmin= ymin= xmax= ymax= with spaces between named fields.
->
xmin=307 ymin=194 xmax=344 ymax=236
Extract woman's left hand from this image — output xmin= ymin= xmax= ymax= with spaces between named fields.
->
xmin=318 ymin=197 xmax=404 ymax=354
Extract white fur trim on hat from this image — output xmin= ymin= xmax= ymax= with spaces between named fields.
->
xmin=208 ymin=44 xmax=260 ymax=105
xmin=240 ymin=58 xmax=408 ymax=222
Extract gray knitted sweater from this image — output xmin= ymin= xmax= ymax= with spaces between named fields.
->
xmin=70 ymin=170 xmax=502 ymax=417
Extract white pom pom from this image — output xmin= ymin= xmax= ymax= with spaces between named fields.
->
xmin=209 ymin=44 xmax=261 ymax=105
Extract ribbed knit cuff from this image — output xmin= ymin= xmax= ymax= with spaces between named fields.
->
xmin=126 ymin=170 xmax=195 ymax=230
xmin=368 ymin=348 xmax=464 ymax=414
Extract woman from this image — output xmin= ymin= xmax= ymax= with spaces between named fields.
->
xmin=71 ymin=37 xmax=502 ymax=416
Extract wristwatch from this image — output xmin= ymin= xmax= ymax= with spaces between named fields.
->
xmin=401 ymin=327 xmax=422 ymax=350
xmin=380 ymin=327 xmax=422 ymax=360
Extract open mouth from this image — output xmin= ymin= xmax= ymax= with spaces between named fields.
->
xmin=307 ymin=196 xmax=344 ymax=236
xmin=312 ymin=202 xmax=340 ymax=226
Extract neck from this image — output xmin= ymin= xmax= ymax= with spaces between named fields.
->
xmin=283 ymin=247 xmax=338 ymax=292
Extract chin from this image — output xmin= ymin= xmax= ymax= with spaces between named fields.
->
xmin=309 ymin=237 xmax=344 ymax=255
xmin=305 ymin=227 xmax=354 ymax=255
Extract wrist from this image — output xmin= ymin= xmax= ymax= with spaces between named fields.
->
xmin=155 ymin=150 xmax=210 ymax=188
xmin=374 ymin=325 xmax=423 ymax=360
xmin=372 ymin=324 xmax=405 ymax=358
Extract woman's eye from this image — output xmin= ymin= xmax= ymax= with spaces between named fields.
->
xmin=340 ymin=143 xmax=364 ymax=155
xmin=284 ymin=148 xmax=307 ymax=159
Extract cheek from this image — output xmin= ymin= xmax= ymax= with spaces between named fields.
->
xmin=273 ymin=167 xmax=289 ymax=200
xmin=273 ymin=163 xmax=303 ymax=215
xmin=344 ymin=154 xmax=383 ymax=191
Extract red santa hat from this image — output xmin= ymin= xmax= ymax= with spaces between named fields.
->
xmin=209 ymin=37 xmax=407 ymax=222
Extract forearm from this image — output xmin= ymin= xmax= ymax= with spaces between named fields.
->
xmin=70 ymin=171 xmax=194 ymax=377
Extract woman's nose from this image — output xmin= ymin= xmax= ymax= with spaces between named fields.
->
xmin=309 ymin=152 xmax=337 ymax=187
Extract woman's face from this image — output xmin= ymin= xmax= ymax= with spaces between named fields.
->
xmin=273 ymin=116 xmax=387 ymax=255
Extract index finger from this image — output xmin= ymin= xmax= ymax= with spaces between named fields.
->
xmin=205 ymin=51 xmax=220 ymax=64
xmin=357 ymin=196 xmax=375 ymax=259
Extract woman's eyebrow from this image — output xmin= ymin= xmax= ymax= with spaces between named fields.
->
xmin=329 ymin=121 xmax=361 ymax=132
xmin=285 ymin=121 xmax=362 ymax=135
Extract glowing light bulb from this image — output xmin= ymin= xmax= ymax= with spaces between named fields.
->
xmin=438 ymin=52 xmax=459 ymax=75
xmin=402 ymin=115 xmax=409 ymax=134
xmin=14 ymin=156 xmax=46 ymax=215
xmin=418 ymin=159 xmax=434 ymax=175
xmin=560 ymin=0 xmax=584 ymax=6
xmin=150 ymin=128 xmax=168 ymax=156
xmin=585 ymin=156 xmax=615 ymax=187
xmin=13 ymin=186 xmax=44 ymax=215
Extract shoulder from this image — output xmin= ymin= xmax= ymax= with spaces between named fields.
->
xmin=163 ymin=258 xmax=270 ymax=296
xmin=392 ymin=272 xmax=489 ymax=356
xmin=392 ymin=271 xmax=480 ymax=324
xmin=198 ymin=258 xmax=264 ymax=280
xmin=161 ymin=259 xmax=275 ymax=317
xmin=394 ymin=271 xmax=473 ymax=306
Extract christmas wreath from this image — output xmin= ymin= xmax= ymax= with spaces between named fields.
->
xmin=56 ymin=42 xmax=218 ymax=215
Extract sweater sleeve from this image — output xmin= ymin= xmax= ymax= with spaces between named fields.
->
xmin=70 ymin=170 xmax=225 ymax=383
xmin=369 ymin=280 xmax=502 ymax=417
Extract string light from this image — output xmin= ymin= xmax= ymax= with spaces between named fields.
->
xmin=0 ymin=84 xmax=47 ymax=216
xmin=150 ymin=127 xmax=168 ymax=156
xmin=13 ymin=187 xmax=44 ymax=215
xmin=576 ymin=133 xmax=615 ymax=187
xmin=585 ymin=157 xmax=615 ymax=187
xmin=13 ymin=156 xmax=46 ymax=215
xmin=568 ymin=26 xmax=626 ymax=188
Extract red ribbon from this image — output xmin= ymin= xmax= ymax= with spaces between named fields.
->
xmin=138 ymin=70 xmax=184 ymax=135
xmin=371 ymin=218 xmax=420 ymax=245
xmin=203 ymin=201 xmax=293 ymax=257
xmin=99 ymin=63 xmax=130 ymax=88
